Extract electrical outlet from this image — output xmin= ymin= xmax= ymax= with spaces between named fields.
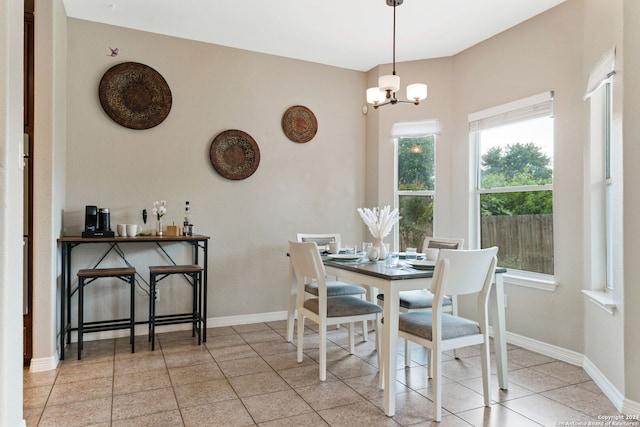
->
xmin=154 ymin=288 xmax=159 ymax=302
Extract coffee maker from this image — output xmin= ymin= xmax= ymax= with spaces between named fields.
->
xmin=82 ymin=205 xmax=115 ymax=237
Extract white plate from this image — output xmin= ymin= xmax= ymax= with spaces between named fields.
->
xmin=406 ymin=259 xmax=436 ymax=270
xmin=398 ymin=252 xmax=425 ymax=259
xmin=327 ymin=253 xmax=362 ymax=261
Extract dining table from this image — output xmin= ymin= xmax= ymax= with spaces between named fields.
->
xmin=320 ymin=255 xmax=508 ymax=417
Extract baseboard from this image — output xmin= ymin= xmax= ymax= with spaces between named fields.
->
xmin=205 ymin=310 xmax=288 ymax=327
xmin=582 ymin=356 xmax=625 ymax=412
xmin=61 ymin=311 xmax=290 ymax=342
xmin=498 ymin=329 xmax=640 ymax=415
xmin=28 ymin=354 xmax=59 ymax=372
xmin=502 ymin=329 xmax=583 ymax=366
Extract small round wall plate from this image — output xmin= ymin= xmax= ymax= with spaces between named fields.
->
xmin=209 ymin=129 xmax=260 ymax=180
xmin=98 ymin=62 xmax=172 ymax=130
xmin=282 ymin=105 xmax=318 ymax=143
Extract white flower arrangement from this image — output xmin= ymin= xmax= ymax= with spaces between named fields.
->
xmin=357 ymin=205 xmax=400 ymax=240
xmin=152 ymin=200 xmax=167 ymax=220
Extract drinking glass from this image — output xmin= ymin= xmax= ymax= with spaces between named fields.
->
xmin=406 ymin=247 xmax=418 ymax=260
xmin=386 ymin=252 xmax=399 ymax=267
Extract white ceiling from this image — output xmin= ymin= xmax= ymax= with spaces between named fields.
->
xmin=63 ymin=0 xmax=566 ymax=72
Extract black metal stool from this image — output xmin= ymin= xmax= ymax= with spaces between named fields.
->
xmin=77 ymin=267 xmax=136 ymax=360
xmin=148 ymin=264 xmax=204 ymax=350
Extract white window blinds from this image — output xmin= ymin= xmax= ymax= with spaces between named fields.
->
xmin=584 ymin=46 xmax=616 ymax=100
xmin=468 ymin=91 xmax=554 ymax=133
xmin=391 ymin=120 xmax=440 ymax=137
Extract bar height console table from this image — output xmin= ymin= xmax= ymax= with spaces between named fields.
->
xmin=58 ymin=234 xmax=210 ymax=360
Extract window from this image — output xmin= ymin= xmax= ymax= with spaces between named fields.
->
xmin=585 ymin=47 xmax=616 ymax=292
xmin=469 ymin=92 xmax=554 ymax=275
xmin=392 ymin=120 xmax=439 ymax=252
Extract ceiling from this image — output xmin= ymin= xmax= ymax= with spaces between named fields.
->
xmin=62 ymin=0 xmax=566 ymax=72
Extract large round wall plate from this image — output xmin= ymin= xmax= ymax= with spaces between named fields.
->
xmin=98 ymin=62 xmax=172 ymax=130
xmin=282 ymin=105 xmax=318 ymax=143
xmin=209 ymin=130 xmax=261 ymax=180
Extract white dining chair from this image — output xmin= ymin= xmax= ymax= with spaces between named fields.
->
xmin=377 ymin=236 xmax=464 ymax=368
xmin=289 ymin=240 xmax=382 ymax=381
xmin=286 ymin=233 xmax=368 ymax=342
xmin=395 ymin=247 xmax=498 ymax=422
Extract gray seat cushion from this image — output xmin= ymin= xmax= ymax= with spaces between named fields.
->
xmin=398 ymin=311 xmax=480 ymax=340
xmin=305 ymin=281 xmax=367 ymax=297
xmin=376 ymin=289 xmax=452 ymax=310
xmin=303 ymin=296 xmax=382 ymax=318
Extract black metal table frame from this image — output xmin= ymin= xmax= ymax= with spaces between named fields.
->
xmin=58 ymin=235 xmax=209 ymax=360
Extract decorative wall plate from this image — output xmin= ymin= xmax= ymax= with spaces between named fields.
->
xmin=282 ymin=105 xmax=318 ymax=143
xmin=98 ymin=62 xmax=172 ymax=130
xmin=209 ymin=130 xmax=260 ymax=180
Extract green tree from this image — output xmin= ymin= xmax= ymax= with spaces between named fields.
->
xmin=482 ymin=142 xmax=552 ymax=184
xmin=397 ymin=136 xmax=435 ymax=249
xmin=398 ymin=136 xmax=435 ymax=191
xmin=480 ymin=143 xmax=553 ymax=216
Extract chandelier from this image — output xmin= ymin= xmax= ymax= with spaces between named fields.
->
xmin=366 ymin=0 xmax=428 ymax=109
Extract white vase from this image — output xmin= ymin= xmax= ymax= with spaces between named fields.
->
xmin=373 ymin=238 xmax=388 ymax=260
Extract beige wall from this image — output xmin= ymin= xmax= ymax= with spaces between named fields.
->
xmin=367 ymin=0 xmax=587 ymax=351
xmin=63 ymin=19 xmax=367 ymax=322
xmin=365 ymin=0 xmax=637 ymax=409
xmin=622 ymin=0 xmax=640 ymax=405
xmin=17 ymin=0 xmax=638 ymax=413
xmin=582 ymin=0 xmax=625 ymax=397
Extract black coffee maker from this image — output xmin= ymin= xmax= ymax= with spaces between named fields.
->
xmin=82 ymin=205 xmax=115 ymax=237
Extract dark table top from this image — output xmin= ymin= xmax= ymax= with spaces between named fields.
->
xmin=58 ymin=234 xmax=210 ymax=243
xmin=324 ymin=256 xmax=507 ymax=281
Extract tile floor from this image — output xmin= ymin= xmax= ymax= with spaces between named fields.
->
xmin=24 ymin=321 xmax=621 ymax=426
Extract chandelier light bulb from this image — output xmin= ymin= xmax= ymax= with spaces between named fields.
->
xmin=407 ymin=83 xmax=428 ymax=103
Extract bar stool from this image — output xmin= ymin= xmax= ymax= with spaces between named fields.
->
xmin=148 ymin=264 xmax=204 ymax=350
xmin=77 ymin=267 xmax=136 ymax=360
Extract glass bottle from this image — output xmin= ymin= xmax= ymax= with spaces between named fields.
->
xmin=183 ymin=201 xmax=192 ymax=236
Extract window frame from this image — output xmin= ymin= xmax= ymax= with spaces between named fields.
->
xmin=468 ymin=92 xmax=557 ymax=290
xmin=393 ymin=133 xmax=437 ymax=252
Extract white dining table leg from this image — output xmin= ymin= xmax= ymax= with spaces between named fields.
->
xmin=382 ymin=287 xmax=399 ymax=416
xmin=490 ymin=272 xmax=508 ymax=389
xmin=286 ymin=261 xmax=296 ymax=342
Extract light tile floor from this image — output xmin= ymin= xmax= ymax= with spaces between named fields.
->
xmin=24 ymin=321 xmax=621 ymax=426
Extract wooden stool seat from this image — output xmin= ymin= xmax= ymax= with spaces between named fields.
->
xmin=77 ymin=267 xmax=136 ymax=360
xmin=78 ymin=267 xmax=136 ymax=278
xmin=148 ymin=265 xmax=203 ymax=275
xmin=149 ymin=264 xmax=204 ymax=350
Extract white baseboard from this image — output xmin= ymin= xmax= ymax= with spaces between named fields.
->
xmin=582 ymin=356 xmax=625 ymax=412
xmin=498 ymin=329 xmax=640 ymax=415
xmin=502 ymin=330 xmax=583 ymax=366
xmin=28 ymin=354 xmax=59 ymax=372
xmin=205 ymin=311 xmax=288 ymax=327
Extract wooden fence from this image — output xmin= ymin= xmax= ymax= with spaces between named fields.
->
xmin=400 ymin=214 xmax=554 ymax=274
xmin=482 ymin=214 xmax=554 ymax=274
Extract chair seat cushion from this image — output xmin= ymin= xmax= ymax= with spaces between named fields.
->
xmin=305 ymin=281 xmax=366 ymax=297
xmin=303 ymin=296 xmax=382 ymax=318
xmin=398 ymin=311 xmax=480 ymax=340
xmin=376 ymin=290 xmax=452 ymax=310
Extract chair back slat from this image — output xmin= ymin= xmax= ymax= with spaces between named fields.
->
xmin=289 ymin=240 xmax=326 ymax=287
xmin=432 ymin=247 xmax=498 ymax=298
xmin=423 ymin=236 xmax=465 ymax=251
